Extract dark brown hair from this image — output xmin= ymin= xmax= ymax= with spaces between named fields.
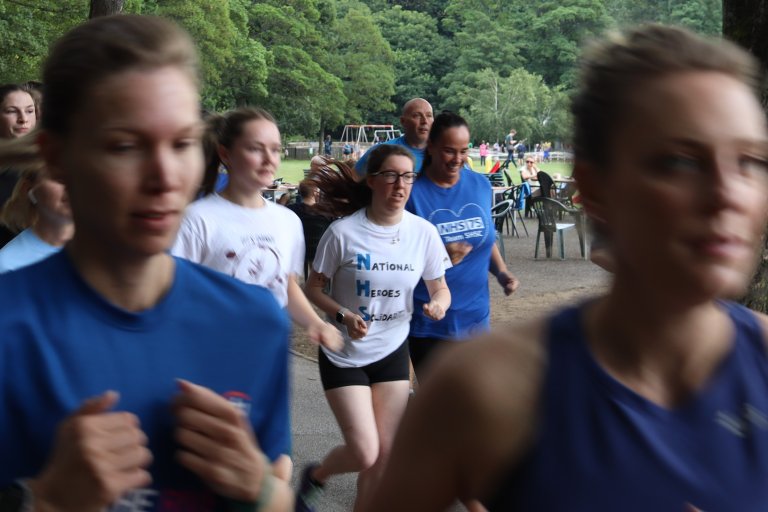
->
xmin=309 ymin=144 xmax=414 ymax=218
xmin=0 ymin=83 xmax=33 ymax=106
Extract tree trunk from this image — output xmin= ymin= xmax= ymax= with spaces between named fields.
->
xmin=89 ymin=0 xmax=124 ymax=18
xmin=723 ymin=0 xmax=768 ymax=312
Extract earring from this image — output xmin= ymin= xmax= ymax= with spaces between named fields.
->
xmin=27 ymin=189 xmax=37 ymax=205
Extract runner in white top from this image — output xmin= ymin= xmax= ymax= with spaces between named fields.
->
xmin=297 ymin=144 xmax=451 ymax=512
xmin=314 ymin=207 xmax=448 ymax=368
xmin=174 ymin=194 xmax=301 ymax=307
xmin=173 ymin=107 xmax=341 ymax=351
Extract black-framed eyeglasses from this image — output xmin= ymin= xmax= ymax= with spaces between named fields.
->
xmin=371 ymin=171 xmax=417 ymax=184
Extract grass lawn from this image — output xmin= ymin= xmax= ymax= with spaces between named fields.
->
xmin=276 ymin=159 xmax=312 ymax=184
xmin=277 ymin=159 xmax=573 ymax=185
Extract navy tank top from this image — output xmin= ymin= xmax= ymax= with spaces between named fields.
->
xmin=487 ymin=301 xmax=768 ymax=511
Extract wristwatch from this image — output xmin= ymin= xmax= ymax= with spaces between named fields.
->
xmin=335 ymin=308 xmax=347 ymax=324
xmin=0 ymin=481 xmax=32 ymax=512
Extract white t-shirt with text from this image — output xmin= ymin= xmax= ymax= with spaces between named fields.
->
xmin=314 ymin=208 xmax=450 ymax=367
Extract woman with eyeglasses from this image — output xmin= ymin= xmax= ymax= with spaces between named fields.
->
xmin=297 ymin=144 xmax=451 ymax=512
xmin=406 ymin=111 xmax=520 ymax=381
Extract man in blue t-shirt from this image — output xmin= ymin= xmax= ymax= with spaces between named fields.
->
xmin=355 ymin=98 xmax=434 ymax=176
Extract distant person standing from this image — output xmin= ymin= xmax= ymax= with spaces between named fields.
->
xmin=479 ymin=140 xmax=489 ymax=167
xmin=324 ymin=134 xmax=332 ymax=157
xmin=504 ymin=128 xmax=517 ymax=165
xmin=515 ymin=140 xmax=527 ymax=166
xmin=355 ymin=98 xmax=434 ymax=176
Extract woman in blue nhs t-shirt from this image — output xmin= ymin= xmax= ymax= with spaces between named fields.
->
xmin=405 ymin=111 xmax=520 ymax=378
xmin=369 ymin=25 xmax=768 ymax=511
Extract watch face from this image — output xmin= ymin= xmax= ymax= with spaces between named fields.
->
xmin=336 ymin=310 xmax=344 ymax=323
xmin=0 ymin=483 xmax=25 ymax=512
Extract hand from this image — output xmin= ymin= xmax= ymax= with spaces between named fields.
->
xmin=343 ymin=311 xmax=368 ymax=340
xmin=445 ymin=241 xmax=472 ymax=265
xmin=29 ymin=391 xmax=152 ymax=512
xmin=496 ymin=271 xmax=520 ymax=296
xmin=173 ymin=379 xmax=277 ymax=503
xmin=422 ymin=300 xmax=446 ymax=321
xmin=307 ymin=320 xmax=344 ymax=352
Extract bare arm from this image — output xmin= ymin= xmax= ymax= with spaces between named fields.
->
xmin=422 ymin=275 xmax=451 ymax=321
xmin=286 ymin=275 xmax=342 ymax=351
xmin=489 ymin=244 xmax=520 ymax=296
xmin=305 ymin=270 xmax=367 ymax=340
xmin=365 ymin=325 xmax=546 ymax=511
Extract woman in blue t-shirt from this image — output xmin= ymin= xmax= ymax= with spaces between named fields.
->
xmin=405 ymin=111 xmax=520 ymax=378
xmin=0 ymin=15 xmax=293 ymax=511
xmin=368 ymin=25 xmax=768 ymax=511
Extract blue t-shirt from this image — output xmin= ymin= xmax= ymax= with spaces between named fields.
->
xmin=488 ymin=302 xmax=768 ymax=511
xmin=354 ymin=136 xmax=426 ymax=177
xmin=406 ymin=168 xmax=494 ymax=340
xmin=0 ymin=228 xmax=61 ymax=273
xmin=0 ymin=251 xmax=291 ymax=511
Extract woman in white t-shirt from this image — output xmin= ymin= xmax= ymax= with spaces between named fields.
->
xmin=173 ymin=107 xmax=342 ymax=351
xmin=297 ymin=144 xmax=451 ymax=512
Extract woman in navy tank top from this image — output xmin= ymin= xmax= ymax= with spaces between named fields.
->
xmin=367 ymin=25 xmax=768 ymax=512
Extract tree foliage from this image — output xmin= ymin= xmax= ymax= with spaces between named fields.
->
xmin=0 ymin=0 xmax=724 ymax=142
xmin=373 ymin=5 xmax=446 ymax=124
xmin=458 ymin=68 xmax=570 ymax=144
xmin=0 ymin=0 xmax=86 ymax=83
xmin=330 ymin=3 xmax=395 ymax=122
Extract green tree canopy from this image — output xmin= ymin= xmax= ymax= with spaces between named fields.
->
xmin=373 ymin=5 xmax=447 ymax=122
xmin=330 ymin=3 xmax=395 ymax=122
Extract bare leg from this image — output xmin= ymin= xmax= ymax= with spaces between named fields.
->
xmin=312 ymin=385 xmax=379 ymax=482
xmin=354 ymin=380 xmax=410 ymax=512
